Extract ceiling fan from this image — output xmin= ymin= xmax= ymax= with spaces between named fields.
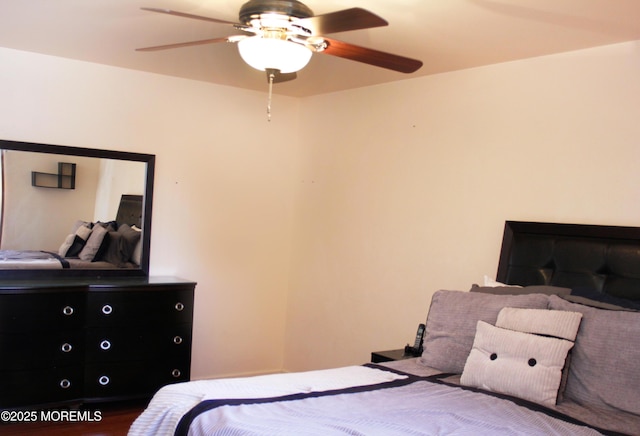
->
xmin=137 ymin=0 xmax=423 ymax=84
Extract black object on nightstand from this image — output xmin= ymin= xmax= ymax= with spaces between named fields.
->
xmin=371 ymin=348 xmax=414 ymax=363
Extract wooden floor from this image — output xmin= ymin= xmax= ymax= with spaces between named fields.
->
xmin=0 ymin=401 xmax=146 ymax=436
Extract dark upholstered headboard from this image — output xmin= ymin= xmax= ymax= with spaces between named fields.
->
xmin=115 ymin=194 xmax=143 ymax=228
xmin=496 ymin=221 xmax=640 ymax=301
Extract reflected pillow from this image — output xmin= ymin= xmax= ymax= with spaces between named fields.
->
xmin=131 ymin=225 xmax=142 ymax=265
xmin=101 ymin=224 xmax=141 ymax=267
xmin=78 ymin=224 xmax=108 ymax=261
xmin=58 ymin=234 xmax=75 ymax=257
xmin=70 ymin=220 xmax=92 ymax=233
xmin=59 ymin=222 xmax=92 ymax=257
xmin=117 ymin=224 xmax=141 ymax=261
xmin=102 ymin=232 xmax=125 ymax=266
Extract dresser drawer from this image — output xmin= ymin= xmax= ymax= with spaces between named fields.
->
xmin=84 ymin=359 xmax=190 ymax=400
xmin=85 ymin=324 xmax=192 ymax=363
xmin=0 ymin=292 xmax=84 ymax=332
xmin=0 ymin=277 xmax=195 ymax=408
xmin=86 ymin=290 xmax=193 ymax=327
xmin=0 ymin=330 xmax=83 ymax=371
xmin=0 ymin=366 xmax=83 ymax=408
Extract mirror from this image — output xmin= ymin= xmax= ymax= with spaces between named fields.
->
xmin=0 ymin=139 xmax=155 ymax=278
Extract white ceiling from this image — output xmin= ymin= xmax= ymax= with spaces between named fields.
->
xmin=1 ymin=0 xmax=639 ymax=97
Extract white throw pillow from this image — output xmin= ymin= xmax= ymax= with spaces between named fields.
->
xmin=461 ymin=321 xmax=574 ymax=406
xmin=496 ymin=307 xmax=583 ymax=341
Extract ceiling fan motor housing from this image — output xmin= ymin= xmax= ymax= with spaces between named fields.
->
xmin=239 ymin=0 xmax=314 ymax=24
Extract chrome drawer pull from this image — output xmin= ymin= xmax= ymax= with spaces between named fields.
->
xmin=173 ymin=336 xmax=183 ymax=345
xmin=62 ymin=306 xmax=74 ymax=316
xmin=61 ymin=343 xmax=73 ymax=353
xmin=59 ymin=379 xmax=71 ymax=389
xmin=100 ymin=340 xmax=111 ymax=351
xmin=175 ymin=302 xmax=184 ymax=311
xmin=171 ymin=369 xmax=181 ymax=378
xmin=101 ymin=304 xmax=113 ymax=315
xmin=98 ymin=375 xmax=110 ymax=386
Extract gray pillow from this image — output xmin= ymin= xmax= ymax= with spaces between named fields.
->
xmin=100 ymin=224 xmax=142 ymax=267
xmin=470 ymin=284 xmax=571 ymax=296
xmin=496 ymin=307 xmax=582 ymax=341
xmin=102 ymin=232 xmax=125 ymax=266
xmin=548 ymin=295 xmax=640 ymax=415
xmin=78 ymin=224 xmax=108 ymax=261
xmin=59 ymin=223 xmax=92 ymax=257
xmin=70 ymin=219 xmax=92 ymax=233
xmin=117 ymin=224 xmax=141 ymax=261
xmin=418 ymin=290 xmax=549 ymax=373
xmin=561 ymin=294 xmax=638 ymax=311
xmin=58 ymin=233 xmax=76 ymax=257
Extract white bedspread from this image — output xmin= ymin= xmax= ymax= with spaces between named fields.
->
xmin=129 ymin=365 xmax=606 ymax=436
xmin=0 ymin=250 xmax=64 ymax=269
xmin=128 ymin=365 xmax=407 ymax=436
xmin=182 ymin=379 xmax=603 ymax=436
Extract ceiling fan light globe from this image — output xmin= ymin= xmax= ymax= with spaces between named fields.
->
xmin=238 ymin=36 xmax=312 ymax=74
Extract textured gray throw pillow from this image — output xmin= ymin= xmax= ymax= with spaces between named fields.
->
xmin=461 ymin=307 xmax=582 ymax=406
xmin=461 ymin=321 xmax=575 ymax=406
xmin=496 ymin=307 xmax=582 ymax=341
xmin=548 ymin=295 xmax=640 ymax=415
xmin=418 ymin=290 xmax=549 ymax=373
xmin=78 ymin=224 xmax=108 ymax=261
xmin=58 ymin=233 xmax=76 ymax=257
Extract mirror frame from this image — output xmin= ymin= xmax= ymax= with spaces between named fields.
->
xmin=0 ymin=139 xmax=155 ymax=279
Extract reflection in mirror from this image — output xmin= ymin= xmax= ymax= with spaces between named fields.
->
xmin=0 ymin=140 xmax=155 ymax=278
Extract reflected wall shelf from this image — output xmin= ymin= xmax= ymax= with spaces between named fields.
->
xmin=32 ymin=162 xmax=76 ymax=189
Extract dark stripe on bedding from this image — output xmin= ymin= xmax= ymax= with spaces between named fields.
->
xmin=174 ymin=374 xmax=421 ymax=436
xmin=174 ymin=365 xmax=617 ymax=436
xmin=369 ymin=367 xmax=621 ymax=435
xmin=429 ymin=374 xmax=625 ymax=436
xmin=41 ymin=250 xmax=71 ymax=269
xmin=42 ymin=251 xmax=70 ymax=268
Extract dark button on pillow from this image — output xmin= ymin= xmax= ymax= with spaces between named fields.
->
xmin=528 ymin=358 xmax=537 ymax=367
xmin=490 ymin=353 xmax=498 ymax=361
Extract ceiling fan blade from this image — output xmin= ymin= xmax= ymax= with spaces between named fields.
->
xmin=136 ymin=37 xmax=235 ymax=52
xmin=141 ymin=7 xmax=238 ymax=25
xmin=321 ymin=38 xmax=423 ymax=73
xmin=297 ymin=8 xmax=387 ymax=35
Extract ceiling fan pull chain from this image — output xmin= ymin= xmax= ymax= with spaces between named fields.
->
xmin=267 ymin=71 xmax=275 ymax=122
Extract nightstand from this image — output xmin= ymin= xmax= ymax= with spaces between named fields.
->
xmin=371 ymin=348 xmax=415 ymax=363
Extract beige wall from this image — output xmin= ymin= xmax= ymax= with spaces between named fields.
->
xmin=1 ymin=151 xmax=100 ymax=250
xmin=0 ymin=40 xmax=638 ymax=378
xmin=0 ymin=47 xmax=301 ymax=379
xmin=284 ymin=41 xmax=640 ymax=371
xmin=1 ymin=151 xmax=143 ymax=251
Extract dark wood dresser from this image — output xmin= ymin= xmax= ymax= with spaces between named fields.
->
xmin=0 ymin=276 xmax=195 ymax=409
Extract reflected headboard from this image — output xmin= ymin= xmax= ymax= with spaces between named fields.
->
xmin=496 ymin=221 xmax=640 ymax=301
xmin=115 ymin=194 xmax=143 ymax=228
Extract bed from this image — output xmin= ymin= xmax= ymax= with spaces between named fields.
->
xmin=129 ymin=221 xmax=640 ymax=436
xmin=0 ymin=194 xmax=143 ymax=269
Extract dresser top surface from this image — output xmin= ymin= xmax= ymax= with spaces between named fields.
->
xmin=0 ymin=276 xmax=196 ymax=292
